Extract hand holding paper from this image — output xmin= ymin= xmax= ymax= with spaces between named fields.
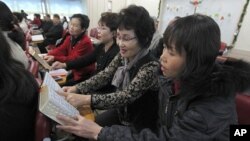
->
xmin=39 ymin=72 xmax=79 ymax=125
xmin=52 ymin=61 xmax=67 ymax=70
xmin=56 ymin=114 xmax=102 ymax=140
xmin=44 ymin=55 xmax=54 ymax=63
xmin=62 ymin=86 xmax=77 ymax=93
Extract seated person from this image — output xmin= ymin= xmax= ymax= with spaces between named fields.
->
xmin=44 ymin=14 xmax=95 ymax=86
xmin=150 ymin=37 xmax=163 ymax=59
xmin=21 ymin=9 xmax=28 ymax=20
xmin=52 ymin=12 xmax=120 ymax=93
xmin=40 ymin=14 xmax=53 ymax=34
xmin=56 ymin=14 xmax=250 ymax=141
xmin=0 ymin=1 xmax=29 ymax=68
xmin=31 ymin=13 xmax=42 ymax=28
xmin=62 ymin=16 xmax=68 ymax=30
xmin=0 ymin=29 xmax=39 ymax=141
xmin=148 ymin=16 xmax=162 ymax=58
xmin=13 ymin=12 xmax=29 ymax=34
xmin=57 ymin=5 xmax=159 ymax=133
xmin=37 ymin=14 xmax=63 ymax=53
xmin=150 ymin=16 xmax=180 ymax=59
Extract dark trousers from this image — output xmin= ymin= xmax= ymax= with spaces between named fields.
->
xmin=37 ymin=40 xmax=50 ymax=53
xmin=62 ymin=72 xmax=93 ymax=86
xmin=61 ymin=73 xmax=82 ymax=86
xmin=37 ymin=38 xmax=56 ymax=53
xmin=95 ymin=109 xmax=121 ymax=127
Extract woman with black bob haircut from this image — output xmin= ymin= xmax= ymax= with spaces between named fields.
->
xmin=118 ymin=5 xmax=155 ymax=48
xmin=55 ymin=4 xmax=159 ymax=136
xmin=0 ymin=1 xmax=29 ymax=69
xmin=56 ymin=14 xmax=250 ymax=141
xmin=0 ymin=30 xmax=39 ymax=141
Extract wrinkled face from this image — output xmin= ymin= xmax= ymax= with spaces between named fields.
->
xmin=69 ymin=18 xmax=85 ymax=37
xmin=98 ymin=23 xmax=114 ymax=44
xmin=117 ymin=29 xmax=140 ymax=61
xmin=160 ymin=45 xmax=186 ymax=79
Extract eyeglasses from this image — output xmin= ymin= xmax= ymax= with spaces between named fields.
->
xmin=117 ymin=36 xmax=137 ymax=42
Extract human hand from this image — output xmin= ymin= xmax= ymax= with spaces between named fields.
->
xmin=62 ymin=86 xmax=77 ymax=93
xmin=57 ymin=91 xmax=91 ymax=107
xmin=216 ymin=56 xmax=227 ymax=63
xmin=43 ymin=55 xmax=54 ymax=63
xmin=52 ymin=61 xmax=67 ymax=70
xmin=56 ymin=115 xmax=102 ymax=140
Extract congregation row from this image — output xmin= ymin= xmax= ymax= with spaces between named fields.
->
xmin=1 ymin=1 xmax=250 ymax=141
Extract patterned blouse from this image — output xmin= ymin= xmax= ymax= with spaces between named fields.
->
xmin=76 ymin=53 xmax=159 ymax=109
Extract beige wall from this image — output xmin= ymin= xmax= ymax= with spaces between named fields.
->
xmin=86 ymin=0 xmax=160 ymax=32
xmin=126 ymin=0 xmax=160 ymax=17
xmin=234 ymin=1 xmax=250 ymax=52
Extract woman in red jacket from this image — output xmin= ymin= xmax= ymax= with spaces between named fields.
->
xmin=44 ymin=14 xmax=95 ymax=86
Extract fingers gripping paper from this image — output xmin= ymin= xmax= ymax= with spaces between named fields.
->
xmin=39 ymin=72 xmax=79 ymax=125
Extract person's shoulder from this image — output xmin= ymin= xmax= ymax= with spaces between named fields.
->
xmin=141 ymin=60 xmax=159 ymax=69
xmin=187 ymin=94 xmax=235 ymax=126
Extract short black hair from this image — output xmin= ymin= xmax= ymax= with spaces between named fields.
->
xmin=34 ymin=13 xmax=40 ymax=18
xmin=118 ymin=5 xmax=155 ymax=48
xmin=13 ymin=12 xmax=23 ymax=22
xmin=45 ymin=14 xmax=50 ymax=18
xmin=99 ymin=12 xmax=119 ymax=31
xmin=0 ymin=1 xmax=15 ymax=30
xmin=71 ymin=14 xmax=90 ymax=29
xmin=163 ymin=14 xmax=220 ymax=83
xmin=53 ymin=14 xmax=60 ymax=19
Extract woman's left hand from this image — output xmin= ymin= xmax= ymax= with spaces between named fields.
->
xmin=56 ymin=115 xmax=102 ymax=140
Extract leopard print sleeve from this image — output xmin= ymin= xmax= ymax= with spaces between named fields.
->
xmin=91 ymin=61 xmax=159 ymax=109
xmin=76 ymin=54 xmax=122 ymax=93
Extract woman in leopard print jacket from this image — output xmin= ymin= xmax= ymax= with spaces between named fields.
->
xmin=57 ymin=5 xmax=160 ymax=132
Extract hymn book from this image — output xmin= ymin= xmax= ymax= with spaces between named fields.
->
xmin=39 ymin=72 xmax=79 ymax=125
xmin=28 ymin=47 xmax=52 ymax=70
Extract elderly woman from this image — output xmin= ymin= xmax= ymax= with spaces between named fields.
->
xmin=58 ymin=4 xmax=159 ymax=132
xmin=44 ymin=14 xmax=95 ymax=86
